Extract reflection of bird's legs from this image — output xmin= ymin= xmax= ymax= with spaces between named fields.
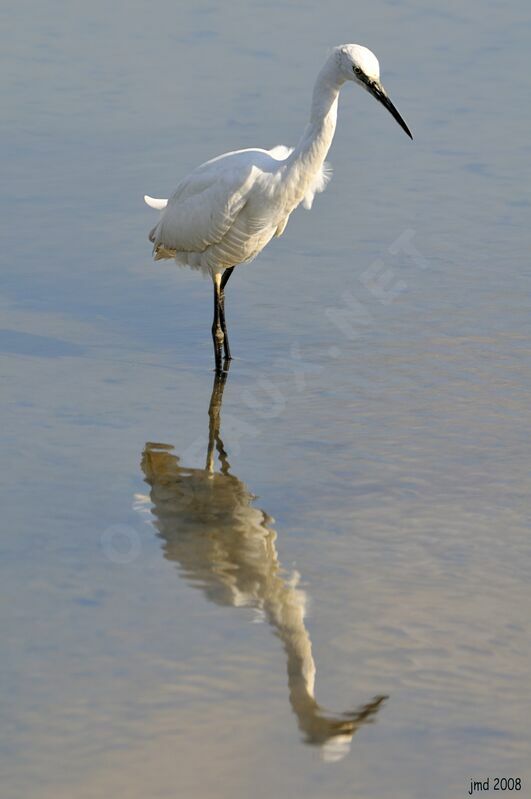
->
xmin=219 ymin=266 xmax=234 ymax=361
xmin=206 ymin=361 xmax=231 ymax=474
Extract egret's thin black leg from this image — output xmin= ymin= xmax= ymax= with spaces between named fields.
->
xmin=220 ymin=266 xmax=234 ymax=292
xmin=218 ymin=297 xmax=231 ymax=361
xmin=219 ymin=267 xmax=235 ymax=361
xmin=211 ymin=276 xmax=224 ymax=373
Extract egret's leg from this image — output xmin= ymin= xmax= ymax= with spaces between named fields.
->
xmin=220 ymin=266 xmax=234 ymax=292
xmin=219 ymin=267 xmax=235 ymax=361
xmin=211 ymin=273 xmax=225 ymax=373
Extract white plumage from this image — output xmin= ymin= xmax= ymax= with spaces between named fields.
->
xmin=145 ymin=145 xmax=331 ymax=273
xmin=145 ymin=44 xmax=411 ymax=370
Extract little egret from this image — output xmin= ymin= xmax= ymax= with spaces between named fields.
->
xmin=145 ymin=44 xmax=412 ymax=371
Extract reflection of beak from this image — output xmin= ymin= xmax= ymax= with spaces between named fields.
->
xmin=368 ymin=80 xmax=413 ymax=139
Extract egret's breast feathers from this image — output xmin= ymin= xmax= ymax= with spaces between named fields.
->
xmin=268 ymin=145 xmax=332 ymax=210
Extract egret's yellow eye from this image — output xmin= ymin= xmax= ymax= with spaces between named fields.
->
xmin=353 ymin=66 xmax=362 ymax=76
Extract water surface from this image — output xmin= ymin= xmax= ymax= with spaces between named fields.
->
xmin=1 ymin=1 xmax=531 ymax=797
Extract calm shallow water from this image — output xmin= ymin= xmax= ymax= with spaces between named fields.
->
xmin=2 ymin=1 xmax=531 ymax=797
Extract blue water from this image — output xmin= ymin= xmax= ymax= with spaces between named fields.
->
xmin=1 ymin=1 xmax=530 ymax=797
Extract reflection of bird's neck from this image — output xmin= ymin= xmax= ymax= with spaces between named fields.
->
xmin=204 ymin=369 xmax=318 ymax=710
xmin=261 ymin=577 xmax=319 ymax=719
xmin=207 ymin=369 xmax=321 ymax=722
xmin=262 ymin=575 xmax=386 ymax=756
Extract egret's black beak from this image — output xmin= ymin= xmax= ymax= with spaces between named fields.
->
xmin=369 ymin=81 xmax=412 ymax=139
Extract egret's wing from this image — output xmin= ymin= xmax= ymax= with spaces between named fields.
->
xmin=151 ymin=164 xmax=259 ymax=254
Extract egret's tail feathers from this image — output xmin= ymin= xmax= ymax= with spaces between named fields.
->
xmin=148 ymin=220 xmax=176 ymax=258
xmin=144 ymin=195 xmax=168 ymax=210
xmin=153 ymin=243 xmax=177 ymax=260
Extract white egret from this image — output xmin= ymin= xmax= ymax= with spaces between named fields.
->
xmin=145 ymin=44 xmax=412 ymax=371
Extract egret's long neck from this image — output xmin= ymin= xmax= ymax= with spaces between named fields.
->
xmin=287 ymin=55 xmax=344 ymax=177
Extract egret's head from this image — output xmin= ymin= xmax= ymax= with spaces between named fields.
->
xmin=338 ymin=44 xmax=380 ymax=83
xmin=337 ymin=44 xmax=412 ymax=139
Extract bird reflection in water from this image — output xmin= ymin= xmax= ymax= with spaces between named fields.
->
xmin=140 ymin=364 xmax=386 ymax=761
